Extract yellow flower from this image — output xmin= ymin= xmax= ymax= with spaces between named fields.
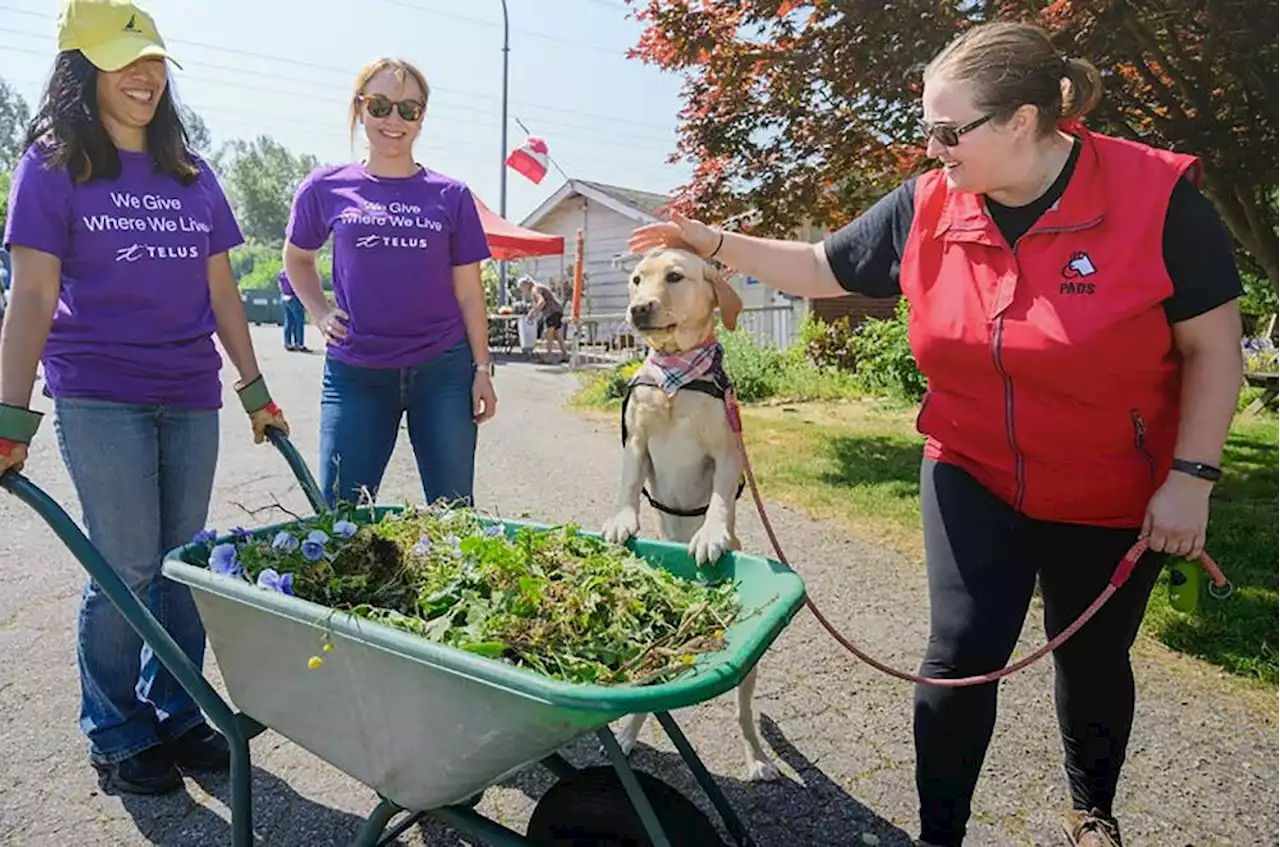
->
xmin=307 ymin=656 xmax=324 ymax=670
xmin=322 ymin=642 xmax=334 ymax=653
xmin=680 ymin=654 xmax=695 ymax=665
xmin=713 ymin=629 xmax=724 ymax=639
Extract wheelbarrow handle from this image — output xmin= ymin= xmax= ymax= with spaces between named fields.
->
xmin=0 ymin=468 xmax=247 ymax=749
xmin=265 ymin=427 xmax=327 ymax=516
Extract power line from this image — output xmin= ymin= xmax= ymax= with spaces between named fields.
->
xmin=0 ymin=67 xmax=689 ymax=187
xmin=0 ymin=3 xmax=664 ymax=129
xmin=369 ymin=0 xmax=629 ymax=57
xmin=0 ymin=40 xmax=680 ymax=165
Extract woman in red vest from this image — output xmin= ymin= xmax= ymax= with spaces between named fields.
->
xmin=630 ymin=21 xmax=1244 ymax=847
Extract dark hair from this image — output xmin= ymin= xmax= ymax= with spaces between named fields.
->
xmin=22 ymin=50 xmax=200 ymax=185
xmin=924 ymin=21 xmax=1103 ymax=135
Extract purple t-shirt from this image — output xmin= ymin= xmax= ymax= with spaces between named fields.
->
xmin=285 ymin=163 xmax=492 ymax=369
xmin=3 ymin=144 xmax=244 ymax=409
xmin=278 ymin=269 xmax=294 ymax=297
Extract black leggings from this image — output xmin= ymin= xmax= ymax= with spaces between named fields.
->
xmin=914 ymin=458 xmax=1164 ymax=846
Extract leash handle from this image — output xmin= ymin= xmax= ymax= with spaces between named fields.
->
xmin=730 ymin=428 xmax=1229 ymax=688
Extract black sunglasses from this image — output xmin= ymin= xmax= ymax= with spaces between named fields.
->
xmin=919 ymin=114 xmax=992 ymax=147
xmin=359 ymin=93 xmax=425 ymax=122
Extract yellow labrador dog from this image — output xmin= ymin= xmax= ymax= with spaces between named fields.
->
xmin=601 ymin=247 xmax=781 ymax=782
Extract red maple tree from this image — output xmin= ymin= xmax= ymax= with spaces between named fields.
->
xmin=626 ymin=0 xmax=1278 ymax=290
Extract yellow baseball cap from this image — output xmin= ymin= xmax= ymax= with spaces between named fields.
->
xmin=56 ymin=0 xmax=181 ymax=73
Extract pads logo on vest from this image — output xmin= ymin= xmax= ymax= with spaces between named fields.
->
xmin=1059 ymin=250 xmax=1097 ymax=295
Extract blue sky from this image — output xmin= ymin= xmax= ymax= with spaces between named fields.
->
xmin=0 ymin=0 xmax=694 ymax=223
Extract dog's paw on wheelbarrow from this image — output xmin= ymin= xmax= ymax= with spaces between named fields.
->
xmin=689 ymin=521 xmax=732 ymax=567
xmin=601 ymin=508 xmax=639 ymax=545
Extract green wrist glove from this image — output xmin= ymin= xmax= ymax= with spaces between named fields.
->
xmin=235 ymin=375 xmax=273 ymax=414
xmin=0 ymin=403 xmax=44 ymax=444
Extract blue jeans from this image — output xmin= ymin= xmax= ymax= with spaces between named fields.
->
xmin=319 ymin=338 xmax=478 ymax=509
xmin=281 ymin=296 xmax=305 ymax=348
xmin=53 ymin=398 xmax=219 ymax=764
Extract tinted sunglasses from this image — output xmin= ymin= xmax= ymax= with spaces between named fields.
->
xmin=919 ymin=114 xmax=991 ymax=147
xmin=359 ymin=93 xmax=425 ymax=122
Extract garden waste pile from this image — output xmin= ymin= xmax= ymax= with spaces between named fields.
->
xmin=188 ymin=504 xmax=740 ymax=686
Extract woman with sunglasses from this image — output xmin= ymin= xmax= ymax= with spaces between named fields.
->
xmin=630 ymin=21 xmax=1243 ymax=847
xmin=283 ymin=58 xmax=495 ymax=510
xmin=0 ymin=0 xmax=288 ymax=796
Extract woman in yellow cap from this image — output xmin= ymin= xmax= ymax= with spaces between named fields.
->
xmin=0 ymin=0 xmax=288 ymax=795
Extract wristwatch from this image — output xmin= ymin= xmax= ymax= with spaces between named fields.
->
xmin=474 ymin=362 xmax=495 ymax=377
xmin=1171 ymin=458 xmax=1221 ymax=483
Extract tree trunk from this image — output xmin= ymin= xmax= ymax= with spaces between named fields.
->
xmin=1200 ymin=174 xmax=1280 ymax=294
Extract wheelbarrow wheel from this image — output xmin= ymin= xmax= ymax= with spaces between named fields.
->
xmin=527 ymin=766 xmax=726 ymax=847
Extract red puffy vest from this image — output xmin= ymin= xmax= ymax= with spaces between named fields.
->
xmin=902 ymin=124 xmax=1199 ymax=528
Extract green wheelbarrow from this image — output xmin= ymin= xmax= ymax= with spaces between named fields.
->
xmin=3 ymin=431 xmax=807 ymax=847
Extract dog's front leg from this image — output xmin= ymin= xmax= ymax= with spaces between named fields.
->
xmin=688 ymin=446 xmax=743 ymax=566
xmin=601 ymin=432 xmax=649 ymax=545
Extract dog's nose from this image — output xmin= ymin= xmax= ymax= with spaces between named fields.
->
xmin=629 ymin=301 xmax=658 ymax=324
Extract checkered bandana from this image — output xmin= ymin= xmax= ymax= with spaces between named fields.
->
xmin=635 ymin=341 xmax=724 ymax=397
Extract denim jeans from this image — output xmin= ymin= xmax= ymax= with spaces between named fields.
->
xmin=318 ymin=337 xmax=477 ymax=509
xmin=281 ymin=296 xmax=306 ymax=348
xmin=53 ymin=398 xmax=219 ymax=764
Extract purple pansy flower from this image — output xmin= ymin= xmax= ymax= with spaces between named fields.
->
xmin=444 ymin=533 xmax=463 ymax=557
xmin=256 ymin=568 xmax=295 ymax=596
xmin=302 ymin=538 xmax=326 ymax=562
xmin=271 ymin=531 xmax=300 ymax=553
xmin=192 ymin=529 xmax=218 ymax=545
xmin=210 ymin=543 xmax=241 ymax=577
xmin=332 ymin=520 xmax=357 ymax=538
xmin=482 ymin=524 xmax=503 ymax=538
xmin=230 ymin=526 xmax=253 ymax=541
xmin=411 ymin=536 xmax=433 ymax=556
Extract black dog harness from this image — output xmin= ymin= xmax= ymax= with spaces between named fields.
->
xmin=619 ymin=355 xmax=747 ymax=518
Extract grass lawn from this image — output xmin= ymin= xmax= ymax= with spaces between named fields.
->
xmin=574 ymin=378 xmax=1279 ymax=688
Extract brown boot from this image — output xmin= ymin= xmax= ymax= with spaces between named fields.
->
xmin=1061 ymin=808 xmax=1123 ymax=846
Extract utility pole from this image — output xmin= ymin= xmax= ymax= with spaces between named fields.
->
xmin=497 ymin=0 xmax=510 ymax=307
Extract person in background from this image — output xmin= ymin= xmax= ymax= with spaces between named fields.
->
xmin=0 ymin=0 xmax=288 ymax=795
xmin=277 ymin=268 xmax=307 ymax=352
xmin=629 ymin=21 xmax=1243 ymax=847
xmin=518 ymin=275 xmax=569 ymax=363
xmin=282 ymin=57 xmax=496 ymax=510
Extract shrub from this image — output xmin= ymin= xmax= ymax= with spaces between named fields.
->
xmin=720 ymin=328 xmax=788 ymax=402
xmin=847 ymin=298 xmax=927 ymax=402
xmin=801 ymin=312 xmax=859 ymax=372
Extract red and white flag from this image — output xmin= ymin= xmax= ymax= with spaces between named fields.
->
xmin=505 ymin=135 xmax=549 ymax=184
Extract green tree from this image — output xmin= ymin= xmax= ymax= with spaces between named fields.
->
xmin=628 ymin=0 xmax=1278 ymax=291
xmin=213 ymin=135 xmax=319 ymax=247
xmin=0 ymin=76 xmax=29 ymax=172
xmin=179 ymin=104 xmax=213 ymax=157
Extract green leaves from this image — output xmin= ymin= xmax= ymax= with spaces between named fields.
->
xmin=197 ymin=504 xmax=740 ymax=687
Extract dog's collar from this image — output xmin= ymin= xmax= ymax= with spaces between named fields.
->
xmin=632 ymin=340 xmax=727 ymax=398
xmin=619 ymin=340 xmax=743 ymax=518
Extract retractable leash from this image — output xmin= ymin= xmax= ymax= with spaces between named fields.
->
xmin=722 ymin=390 xmax=1232 ymax=688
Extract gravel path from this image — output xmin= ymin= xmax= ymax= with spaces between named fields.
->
xmin=0 ymin=327 xmax=1274 ymax=846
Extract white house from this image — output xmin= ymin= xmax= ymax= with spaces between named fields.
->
xmin=517 ymin=179 xmax=802 ymax=319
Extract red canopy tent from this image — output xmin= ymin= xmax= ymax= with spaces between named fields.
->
xmin=473 ymin=194 xmax=564 ymax=260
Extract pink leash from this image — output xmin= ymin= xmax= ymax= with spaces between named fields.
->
xmin=723 ymin=391 xmax=1229 ymax=687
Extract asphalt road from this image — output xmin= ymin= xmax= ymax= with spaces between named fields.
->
xmin=0 ymin=326 xmax=1274 ymax=846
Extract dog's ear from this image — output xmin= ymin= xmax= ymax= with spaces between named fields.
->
xmin=705 ymin=262 xmax=743 ymax=332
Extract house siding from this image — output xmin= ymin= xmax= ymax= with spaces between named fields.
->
xmin=517 ymin=196 xmax=641 ymax=317
xmin=811 ymin=293 xmax=901 ymax=328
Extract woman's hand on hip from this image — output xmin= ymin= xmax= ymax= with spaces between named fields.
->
xmin=319 ymin=308 xmax=350 ymax=345
xmin=1142 ymin=472 xmax=1212 ymax=559
xmin=629 ymin=210 xmax=720 ymax=258
xmin=472 ymin=372 xmax=497 ymax=425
